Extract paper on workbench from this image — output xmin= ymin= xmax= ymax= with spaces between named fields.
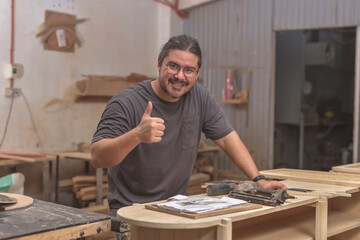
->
xmin=155 ymin=196 xmax=247 ymax=214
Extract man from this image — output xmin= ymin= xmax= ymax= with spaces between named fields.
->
xmin=91 ymin=34 xmax=286 ymax=218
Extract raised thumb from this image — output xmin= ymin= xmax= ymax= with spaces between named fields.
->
xmin=143 ymin=101 xmax=153 ymax=117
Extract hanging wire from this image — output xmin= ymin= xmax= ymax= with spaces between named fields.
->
xmin=22 ymin=92 xmax=43 ymax=149
xmin=0 ymin=93 xmax=15 ymax=149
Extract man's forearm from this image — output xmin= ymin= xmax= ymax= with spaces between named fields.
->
xmin=91 ymin=128 xmax=141 ymax=168
xmin=214 ymin=131 xmax=287 ymax=190
xmin=91 ymin=102 xmax=165 ymax=168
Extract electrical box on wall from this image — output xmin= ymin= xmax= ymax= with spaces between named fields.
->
xmin=3 ymin=63 xmax=24 ymax=79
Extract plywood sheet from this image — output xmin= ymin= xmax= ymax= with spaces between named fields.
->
xmin=282 ymin=179 xmax=358 ymax=198
xmin=145 ymin=203 xmax=261 ymax=219
xmin=261 ymin=168 xmax=360 ymax=187
xmin=332 ymin=163 xmax=360 ymax=174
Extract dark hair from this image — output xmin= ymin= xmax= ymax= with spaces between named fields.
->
xmin=158 ymin=34 xmax=202 ymax=68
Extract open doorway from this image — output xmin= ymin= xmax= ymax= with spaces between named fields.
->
xmin=274 ymin=27 xmax=355 ymax=171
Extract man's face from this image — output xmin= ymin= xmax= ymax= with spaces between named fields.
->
xmin=157 ymin=50 xmax=201 ymax=101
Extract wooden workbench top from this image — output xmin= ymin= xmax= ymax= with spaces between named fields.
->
xmin=117 ymin=194 xmax=319 ymax=230
xmin=261 ymin=168 xmax=360 ymax=187
xmin=0 ymin=155 xmax=54 ymax=167
xmin=0 ymin=198 xmax=110 ymax=239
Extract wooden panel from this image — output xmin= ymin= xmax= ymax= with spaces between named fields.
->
xmin=232 ymin=206 xmax=315 ymax=240
xmin=60 ymin=151 xmax=91 ymax=160
xmin=133 ymin=225 xmax=217 ymax=240
xmin=261 ymin=168 xmax=360 ymax=187
xmin=332 ymin=163 xmax=360 ymax=174
xmin=18 ymin=220 xmax=111 ymax=240
xmin=327 ymin=210 xmax=360 ymax=237
xmin=118 ymin=194 xmax=319 ymax=230
xmin=329 ymin=227 xmax=360 ymax=240
xmin=282 ymin=179 xmax=358 ymax=197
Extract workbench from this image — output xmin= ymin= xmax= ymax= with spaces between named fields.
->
xmin=0 ymin=198 xmax=111 ymax=239
xmin=117 ymin=168 xmax=360 ymax=240
xmin=0 ymin=156 xmax=54 ymax=201
xmin=261 ymin=168 xmax=360 ymax=240
xmin=118 ymin=194 xmax=322 ymax=240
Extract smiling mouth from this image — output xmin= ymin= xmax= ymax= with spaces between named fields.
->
xmin=169 ymin=78 xmax=189 ymax=88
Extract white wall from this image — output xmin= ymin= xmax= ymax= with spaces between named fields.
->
xmin=0 ymin=0 xmax=162 ymax=152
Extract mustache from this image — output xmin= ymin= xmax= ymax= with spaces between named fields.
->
xmin=168 ymin=78 xmax=189 ymax=86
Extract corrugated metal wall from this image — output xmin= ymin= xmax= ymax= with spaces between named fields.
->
xmin=184 ymin=0 xmax=274 ymax=174
xmin=273 ymin=0 xmax=360 ymax=31
xmin=184 ymin=0 xmax=360 ymax=174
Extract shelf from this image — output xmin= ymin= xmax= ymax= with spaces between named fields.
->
xmin=232 ymin=209 xmax=314 ymax=240
xmin=220 ymin=99 xmax=248 ymax=104
xmin=328 ymin=210 xmax=360 ymax=237
xmin=233 ymin=208 xmax=360 ymax=239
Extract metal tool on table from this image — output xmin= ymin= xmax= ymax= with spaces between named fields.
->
xmin=0 ymin=193 xmax=18 ymax=207
xmin=206 ymin=180 xmax=295 ymax=207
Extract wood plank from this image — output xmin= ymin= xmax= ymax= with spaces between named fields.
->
xmin=132 ymin=226 xmax=217 ymax=240
xmin=77 ymin=184 xmax=108 ymax=200
xmin=73 ymin=175 xmax=108 ymax=184
xmin=261 ymin=168 xmax=360 ymax=187
xmin=0 ymin=151 xmax=46 ymax=158
xmin=332 ymin=163 xmax=360 ymax=174
xmin=59 ymin=179 xmax=73 ymax=188
xmin=145 ymin=203 xmax=261 ymax=219
xmin=60 ymin=152 xmax=91 ymax=160
xmin=281 ymin=179 xmax=358 ymax=196
xmin=0 ymin=153 xmax=36 ymax=162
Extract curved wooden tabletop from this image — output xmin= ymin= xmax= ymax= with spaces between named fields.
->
xmin=117 ymin=194 xmax=319 ymax=229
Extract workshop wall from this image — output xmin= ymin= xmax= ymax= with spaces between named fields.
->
xmin=184 ymin=0 xmax=274 ymax=174
xmin=0 ymin=0 xmax=165 ymax=152
xmin=184 ymin=0 xmax=360 ymax=173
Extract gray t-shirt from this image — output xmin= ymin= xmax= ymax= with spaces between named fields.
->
xmin=92 ymin=79 xmax=233 ymax=216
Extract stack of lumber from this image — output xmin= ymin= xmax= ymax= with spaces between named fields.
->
xmin=72 ymin=175 xmax=108 ymax=202
xmin=189 ymin=157 xmax=212 ymax=186
xmin=188 ymin=157 xmax=213 ymax=195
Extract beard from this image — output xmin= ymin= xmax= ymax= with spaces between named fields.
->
xmin=159 ymin=76 xmax=190 ymax=99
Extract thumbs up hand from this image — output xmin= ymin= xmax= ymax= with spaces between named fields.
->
xmin=136 ymin=101 xmax=165 ymax=143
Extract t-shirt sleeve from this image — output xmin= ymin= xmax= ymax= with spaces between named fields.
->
xmin=92 ymin=99 xmax=131 ymax=143
xmin=201 ymin=88 xmax=234 ymax=140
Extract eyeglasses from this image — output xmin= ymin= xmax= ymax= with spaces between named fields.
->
xmin=165 ymin=62 xmax=198 ymax=79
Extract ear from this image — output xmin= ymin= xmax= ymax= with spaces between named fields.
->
xmin=196 ymin=67 xmax=202 ymax=78
xmin=157 ymin=58 xmax=161 ymax=71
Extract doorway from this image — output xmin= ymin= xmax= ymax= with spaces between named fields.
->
xmin=274 ymin=27 xmax=355 ymax=171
